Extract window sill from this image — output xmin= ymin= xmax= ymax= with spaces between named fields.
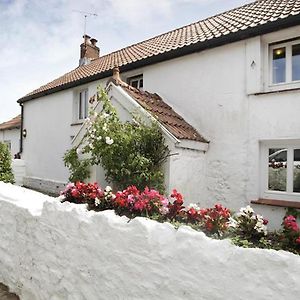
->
xmin=71 ymin=121 xmax=84 ymax=126
xmin=251 ymin=198 xmax=300 ymax=209
xmin=254 ymin=86 xmax=300 ymax=95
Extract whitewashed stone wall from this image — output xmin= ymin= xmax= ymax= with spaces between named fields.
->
xmin=12 ymin=159 xmax=26 ymax=186
xmin=0 ymin=183 xmax=299 ymax=300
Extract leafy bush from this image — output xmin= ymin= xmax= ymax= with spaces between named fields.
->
xmin=64 ymin=87 xmax=169 ymax=192
xmin=280 ymin=215 xmax=300 ymax=253
xmin=0 ymin=142 xmax=14 ymax=183
xmin=63 ymin=148 xmax=90 ymax=182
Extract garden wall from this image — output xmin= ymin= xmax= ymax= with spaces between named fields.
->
xmin=0 ymin=182 xmax=299 ymax=300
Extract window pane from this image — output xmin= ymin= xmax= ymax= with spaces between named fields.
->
xmin=268 ymin=148 xmax=287 ymax=191
xmin=272 ymin=47 xmax=286 ymax=84
xmin=79 ymin=92 xmax=83 ymax=119
xmin=294 ymin=149 xmax=300 ymax=192
xmin=84 ymin=90 xmax=88 ymax=118
xmin=131 ymin=80 xmax=138 ymax=88
xmin=292 ymin=44 xmax=300 ymax=81
xmin=139 ymin=79 xmax=144 ymax=88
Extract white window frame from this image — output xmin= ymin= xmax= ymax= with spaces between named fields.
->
xmin=260 ymin=140 xmax=300 ymax=201
xmin=269 ymin=39 xmax=300 ymax=87
xmin=78 ymin=89 xmax=88 ymax=121
xmin=128 ymin=75 xmax=143 ymax=89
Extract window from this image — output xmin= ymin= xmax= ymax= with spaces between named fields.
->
xmin=4 ymin=140 xmax=11 ymax=152
xmin=78 ymin=90 xmax=88 ymax=120
xmin=270 ymin=40 xmax=300 ymax=85
xmin=128 ymin=75 xmax=143 ymax=89
xmin=261 ymin=141 xmax=300 ymax=201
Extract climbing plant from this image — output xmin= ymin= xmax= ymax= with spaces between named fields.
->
xmin=64 ymin=87 xmax=170 ymax=192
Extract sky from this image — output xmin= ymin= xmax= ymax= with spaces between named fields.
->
xmin=0 ymin=0 xmax=254 ymax=123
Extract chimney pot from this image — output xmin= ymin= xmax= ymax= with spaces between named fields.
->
xmin=90 ymin=38 xmax=98 ymax=46
xmin=83 ymin=34 xmax=91 ymax=43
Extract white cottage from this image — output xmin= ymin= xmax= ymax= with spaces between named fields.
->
xmin=0 ymin=115 xmax=21 ymax=158
xmin=18 ymin=0 xmax=300 ymax=224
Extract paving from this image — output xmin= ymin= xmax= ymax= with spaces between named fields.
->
xmin=0 ymin=284 xmax=19 ymax=300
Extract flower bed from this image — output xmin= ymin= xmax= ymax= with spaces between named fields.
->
xmin=60 ymin=182 xmax=300 ymax=255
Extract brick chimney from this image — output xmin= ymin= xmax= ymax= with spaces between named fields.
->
xmin=79 ymin=34 xmax=100 ymax=66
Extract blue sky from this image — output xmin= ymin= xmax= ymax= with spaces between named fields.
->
xmin=0 ymin=0 xmax=253 ymax=122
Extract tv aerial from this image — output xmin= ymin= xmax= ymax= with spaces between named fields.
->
xmin=72 ymin=10 xmax=98 ymax=36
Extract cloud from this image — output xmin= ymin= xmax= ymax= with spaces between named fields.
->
xmin=0 ymin=0 xmax=253 ymax=122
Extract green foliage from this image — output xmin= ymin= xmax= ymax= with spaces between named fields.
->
xmin=64 ymin=87 xmax=169 ymax=191
xmin=63 ymin=148 xmax=90 ymax=182
xmin=0 ymin=142 xmax=14 ymax=183
xmin=285 ymin=207 xmax=300 ymax=219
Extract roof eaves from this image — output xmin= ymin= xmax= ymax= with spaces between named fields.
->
xmin=17 ymin=13 xmax=300 ymax=104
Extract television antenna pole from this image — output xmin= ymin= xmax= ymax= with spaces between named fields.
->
xmin=72 ymin=10 xmax=98 ymax=36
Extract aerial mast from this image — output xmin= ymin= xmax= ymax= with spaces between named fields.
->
xmin=72 ymin=10 xmax=98 ymax=37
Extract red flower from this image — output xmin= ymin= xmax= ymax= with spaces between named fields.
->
xmin=71 ymin=189 xmax=80 ymax=198
xmin=296 ymin=237 xmax=300 ymax=245
xmin=283 ymin=215 xmax=299 ymax=232
xmin=263 ymin=218 xmax=269 ymax=225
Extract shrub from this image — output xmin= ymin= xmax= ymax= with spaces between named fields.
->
xmin=63 ymin=148 xmax=90 ymax=182
xmin=0 ymin=142 xmax=14 ymax=183
xmin=113 ymin=186 xmax=169 ymax=218
xmin=280 ymin=215 xmax=300 ymax=253
xmin=64 ymin=88 xmax=170 ymax=192
xmin=229 ymin=205 xmax=268 ymax=243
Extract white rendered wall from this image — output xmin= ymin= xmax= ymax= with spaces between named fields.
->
xmin=0 ymin=128 xmax=20 ymax=157
xmin=143 ymin=41 xmax=249 ymax=208
xmin=0 ymin=183 xmax=299 ymax=300
xmin=168 ymin=146 xmax=206 ymax=203
xmin=22 ymin=79 xmax=107 ymax=190
xmin=12 ymin=159 xmax=26 ymax=186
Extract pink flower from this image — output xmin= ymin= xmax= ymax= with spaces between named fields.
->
xmin=296 ymin=237 xmax=300 ymax=245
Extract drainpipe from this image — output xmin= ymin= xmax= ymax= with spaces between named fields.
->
xmin=19 ymin=103 xmax=24 ymax=155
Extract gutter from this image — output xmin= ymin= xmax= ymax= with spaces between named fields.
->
xmin=18 ymin=14 xmax=300 ymax=104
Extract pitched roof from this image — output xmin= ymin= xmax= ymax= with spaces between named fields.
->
xmin=0 ymin=115 xmax=21 ymax=131
xmin=19 ymin=0 xmax=300 ymax=103
xmin=111 ymin=77 xmax=208 ymax=143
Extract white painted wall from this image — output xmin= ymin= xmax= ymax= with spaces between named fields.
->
xmin=22 ymin=79 xmax=107 ymax=191
xmin=1 ymin=183 xmax=300 ymax=300
xmin=143 ymin=41 xmax=249 ymax=208
xmin=0 ymin=128 xmax=20 ymax=157
xmin=12 ymin=159 xmax=26 ymax=186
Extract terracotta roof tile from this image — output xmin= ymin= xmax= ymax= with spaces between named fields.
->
xmin=19 ymin=0 xmax=300 ymax=102
xmin=0 ymin=115 xmax=21 ymax=131
xmin=115 ymin=81 xmax=208 ymax=143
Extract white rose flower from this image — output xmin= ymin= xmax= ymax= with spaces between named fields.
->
xmin=187 ymin=203 xmax=200 ymax=210
xmin=105 ymin=186 xmax=112 ymax=192
xmin=228 ymin=217 xmax=238 ymax=228
xmin=95 ymin=198 xmax=101 ymax=206
xmin=105 ymin=137 xmax=114 ymax=145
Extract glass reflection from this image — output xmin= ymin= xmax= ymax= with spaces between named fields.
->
xmin=292 ymin=44 xmax=300 ymax=81
xmin=273 ymin=47 xmax=286 ymax=84
xmin=268 ymin=148 xmax=287 ymax=191
xmin=293 ymin=149 xmax=300 ymax=192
